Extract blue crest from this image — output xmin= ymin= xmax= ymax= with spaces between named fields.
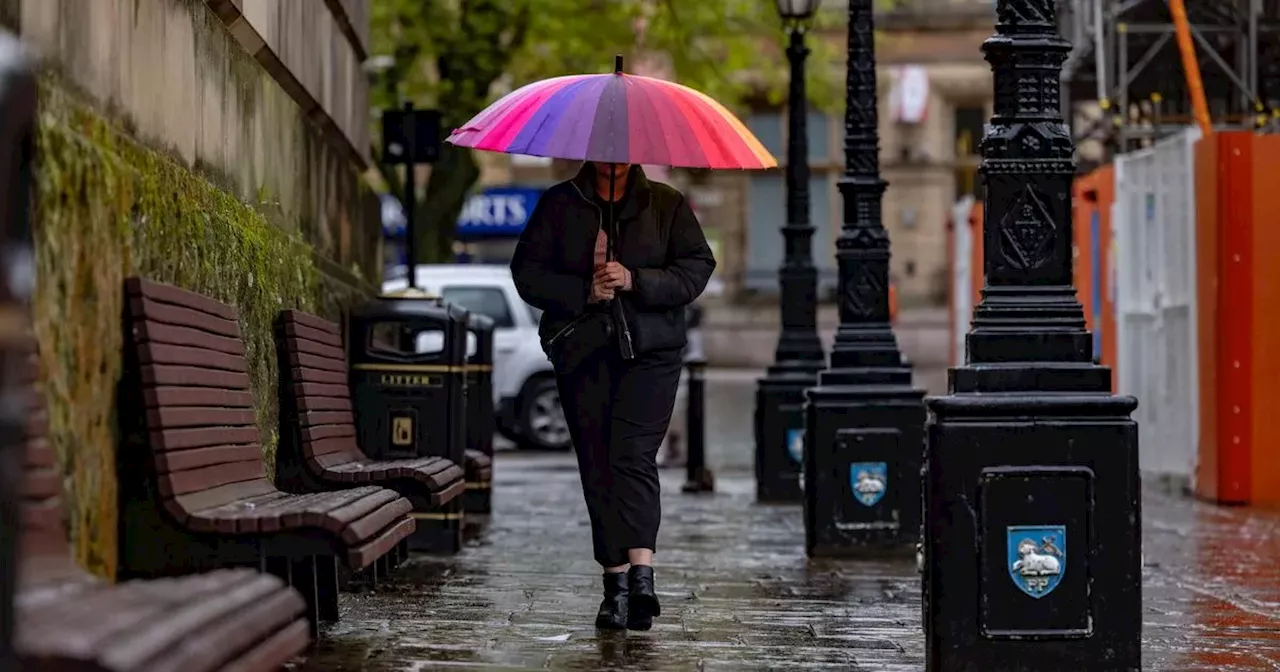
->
xmin=1006 ymin=525 xmax=1066 ymax=598
xmin=786 ymin=428 xmax=804 ymax=463
xmin=849 ymin=462 xmax=888 ymax=507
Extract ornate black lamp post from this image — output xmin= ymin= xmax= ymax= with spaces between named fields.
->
xmin=754 ymin=0 xmax=827 ymax=503
xmin=922 ymin=1 xmax=1140 ymax=669
xmin=802 ymin=0 xmax=924 ymax=556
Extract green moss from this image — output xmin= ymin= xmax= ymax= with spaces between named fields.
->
xmin=33 ymin=80 xmax=322 ymax=578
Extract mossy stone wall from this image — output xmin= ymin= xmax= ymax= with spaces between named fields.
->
xmin=32 ymin=81 xmax=361 ymax=578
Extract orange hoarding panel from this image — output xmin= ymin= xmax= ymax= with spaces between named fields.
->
xmin=1072 ymin=166 xmax=1118 ymax=381
xmin=1249 ymin=135 xmax=1280 ymax=506
xmin=1195 ymin=132 xmax=1280 ymax=507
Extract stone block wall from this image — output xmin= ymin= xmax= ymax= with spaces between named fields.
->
xmin=6 ymin=0 xmax=377 ymax=577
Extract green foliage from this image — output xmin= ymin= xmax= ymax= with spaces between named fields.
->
xmin=33 ymin=81 xmax=320 ymax=578
xmin=369 ymin=0 xmax=840 ymax=263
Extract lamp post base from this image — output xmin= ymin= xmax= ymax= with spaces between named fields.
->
xmin=922 ymin=391 xmax=1141 ymax=672
xmin=803 ymin=364 xmax=924 ymax=557
xmin=755 ymin=363 xmax=821 ymax=503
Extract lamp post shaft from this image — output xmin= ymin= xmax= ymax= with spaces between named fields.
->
xmin=777 ymin=28 xmax=823 ymax=367
xmin=754 ymin=24 xmax=825 ymax=503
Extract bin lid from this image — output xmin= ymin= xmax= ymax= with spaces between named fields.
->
xmin=351 ymin=294 xmax=469 ymax=325
xmin=467 ymin=312 xmax=495 ymax=333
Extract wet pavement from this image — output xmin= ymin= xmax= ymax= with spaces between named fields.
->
xmin=294 ymin=370 xmax=1280 ymax=671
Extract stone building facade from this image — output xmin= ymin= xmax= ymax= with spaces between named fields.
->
xmin=3 ymin=0 xmax=378 ymax=576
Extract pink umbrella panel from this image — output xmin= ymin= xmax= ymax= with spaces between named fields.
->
xmin=446 ymin=72 xmax=777 ymax=170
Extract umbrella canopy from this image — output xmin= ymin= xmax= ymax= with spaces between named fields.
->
xmin=446 ymin=60 xmax=777 ymax=170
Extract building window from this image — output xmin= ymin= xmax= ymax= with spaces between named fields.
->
xmin=743 ymin=111 xmax=838 ymax=296
xmin=954 ymin=105 xmax=985 ymax=198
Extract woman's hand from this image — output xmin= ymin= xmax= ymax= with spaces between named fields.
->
xmin=594 ymin=262 xmax=632 ymax=291
xmin=589 ymin=275 xmax=616 ymax=303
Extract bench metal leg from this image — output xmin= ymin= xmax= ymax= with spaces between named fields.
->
xmin=290 ymin=556 xmax=320 ymax=639
xmin=264 ymin=556 xmax=291 ymax=584
xmin=316 ymin=556 xmax=340 ymax=622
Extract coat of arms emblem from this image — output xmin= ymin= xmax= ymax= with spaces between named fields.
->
xmin=786 ymin=428 xmax=804 ymax=463
xmin=1006 ymin=525 xmax=1065 ymax=598
xmin=849 ymin=462 xmax=887 ymax=507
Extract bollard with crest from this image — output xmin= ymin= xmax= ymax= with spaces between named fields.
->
xmin=922 ymin=1 xmax=1141 ymax=669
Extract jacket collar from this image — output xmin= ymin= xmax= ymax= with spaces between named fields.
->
xmin=570 ymin=162 xmax=652 ymax=220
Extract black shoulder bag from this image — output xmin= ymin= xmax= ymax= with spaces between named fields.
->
xmin=546 ymin=310 xmax=615 ymax=374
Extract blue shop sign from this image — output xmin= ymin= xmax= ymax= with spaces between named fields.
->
xmin=457 ymin=186 xmax=544 ymax=238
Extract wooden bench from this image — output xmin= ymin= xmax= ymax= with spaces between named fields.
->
xmin=15 ymin=352 xmax=311 ymax=671
xmin=116 ymin=278 xmax=416 ymax=628
xmin=275 ymin=309 xmax=468 ymax=553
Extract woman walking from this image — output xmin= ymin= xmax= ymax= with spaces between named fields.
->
xmin=510 ymin=161 xmax=715 ymax=630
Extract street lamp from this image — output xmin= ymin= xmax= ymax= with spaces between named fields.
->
xmin=754 ymin=0 xmax=826 ymax=503
xmin=921 ymin=2 xmax=1140 ymax=668
xmin=801 ymin=0 xmax=924 ymax=557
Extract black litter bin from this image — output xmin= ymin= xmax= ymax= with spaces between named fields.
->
xmin=464 ymin=313 xmax=495 ymax=519
xmin=347 ymin=290 xmax=469 ymax=552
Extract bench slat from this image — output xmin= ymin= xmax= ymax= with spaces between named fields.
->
xmin=128 ymin=297 xmax=240 ymax=340
xmin=300 ymin=424 xmax=355 ymax=442
xmin=127 ymin=278 xmax=239 ymax=321
xmin=285 ymin=335 xmax=345 ymax=362
xmin=150 ymin=426 xmax=260 ymax=452
xmin=25 ymin=437 xmax=54 ymax=468
xmin=283 ymin=310 xmax=342 ymax=336
xmin=298 ymin=410 xmax=354 ymax=428
xmin=339 ymin=496 xmax=413 ymax=544
xmin=297 ymin=395 xmax=352 ymax=413
xmin=292 ymin=381 xmax=348 ymax=398
xmin=129 ymin=585 xmax=306 ymax=672
xmin=291 ymin=366 xmax=346 ymax=386
xmin=144 ymin=386 xmax=255 ymax=409
xmin=133 ymin=320 xmax=245 ymax=356
xmin=159 ymin=459 xmax=265 ymax=498
xmin=94 ymin=572 xmax=291 ymax=671
xmin=139 ymin=343 xmax=248 ymax=374
xmin=154 ymin=444 xmax=262 ymax=473
xmin=171 ymin=478 xmax=276 ymax=517
xmin=141 ymin=364 xmax=251 ymax=390
xmin=304 ymin=435 xmax=359 ymax=457
xmin=146 ymin=407 xmax=257 ymax=431
xmin=283 ymin=319 xmax=342 ymax=348
xmin=347 ymin=516 xmax=415 ymax=569
xmin=218 ymin=618 xmax=310 ymax=672
xmin=22 ymin=468 xmax=60 ymax=500
xmin=288 ymin=351 xmax=345 ymax=374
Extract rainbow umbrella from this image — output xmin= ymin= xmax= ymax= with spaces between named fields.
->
xmin=446 ymin=56 xmax=776 ymax=170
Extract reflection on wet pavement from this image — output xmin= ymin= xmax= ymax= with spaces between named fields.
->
xmin=292 ymin=373 xmax=1280 ymax=671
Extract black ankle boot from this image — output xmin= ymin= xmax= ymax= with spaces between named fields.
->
xmin=626 ymin=565 xmax=660 ymax=631
xmin=595 ymin=571 xmax=629 ymax=630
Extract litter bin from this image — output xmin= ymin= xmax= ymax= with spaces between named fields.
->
xmin=464 ymin=314 xmax=495 ymax=519
xmin=347 ymin=289 xmax=469 ymax=551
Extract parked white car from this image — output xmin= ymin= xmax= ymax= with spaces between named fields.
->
xmin=382 ymin=265 xmax=570 ymax=450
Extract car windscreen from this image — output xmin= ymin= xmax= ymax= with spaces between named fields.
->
xmin=440 ymin=286 xmax=515 ymax=328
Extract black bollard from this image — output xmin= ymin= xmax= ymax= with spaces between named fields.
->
xmin=922 ymin=2 xmax=1141 ymax=670
xmin=0 ymin=30 xmax=34 ymax=669
xmin=681 ymin=358 xmax=714 ymax=493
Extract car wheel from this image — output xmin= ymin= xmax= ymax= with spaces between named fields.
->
xmin=518 ymin=376 xmax=572 ymax=450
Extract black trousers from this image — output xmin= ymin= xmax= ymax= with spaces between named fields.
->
xmin=556 ymin=346 xmax=683 ymax=568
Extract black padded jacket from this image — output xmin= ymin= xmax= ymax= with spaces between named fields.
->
xmin=510 ymin=164 xmax=716 ymax=357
